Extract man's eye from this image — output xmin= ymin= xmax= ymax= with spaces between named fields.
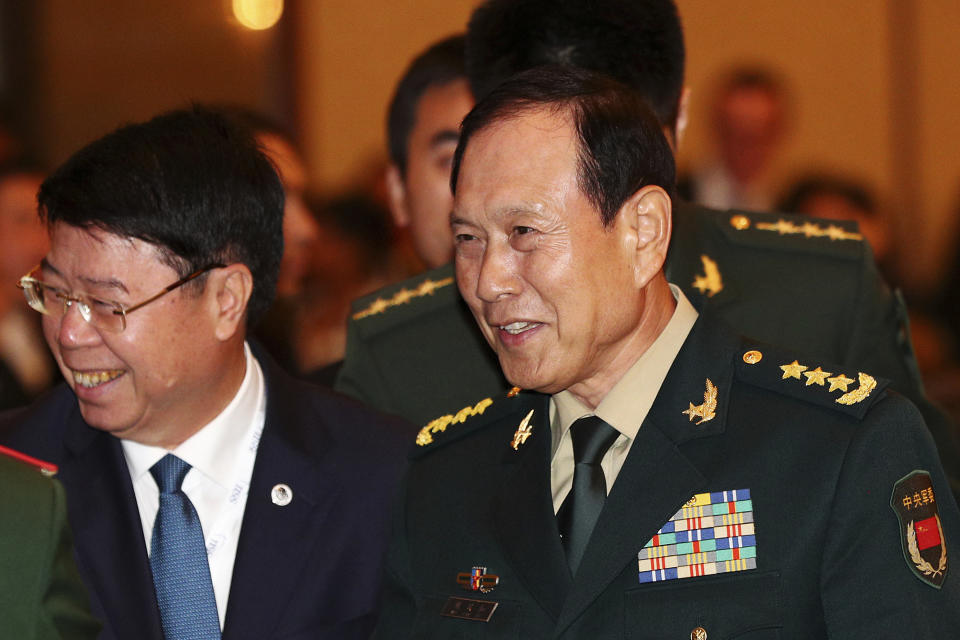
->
xmin=454 ymin=233 xmax=477 ymax=243
xmin=513 ymin=226 xmax=536 ymax=236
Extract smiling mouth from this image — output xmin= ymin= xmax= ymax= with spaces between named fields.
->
xmin=72 ymin=369 xmax=124 ymax=388
xmin=499 ymin=321 xmax=541 ymax=335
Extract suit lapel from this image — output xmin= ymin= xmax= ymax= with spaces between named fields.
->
xmin=223 ymin=368 xmax=340 ymax=640
xmin=491 ymin=394 xmax=572 ymax=620
xmin=61 ymin=416 xmax=164 ymax=640
xmin=555 ymin=315 xmax=738 ymax=635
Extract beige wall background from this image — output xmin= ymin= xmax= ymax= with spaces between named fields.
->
xmin=32 ymin=0 xmax=960 ymax=294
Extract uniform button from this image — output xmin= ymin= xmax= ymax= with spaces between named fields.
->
xmin=729 ymin=214 xmax=750 ymax=230
xmin=742 ymin=350 xmax=763 ymax=364
xmin=271 ymin=483 xmax=293 ymax=506
xmin=691 ymin=627 xmax=707 ymax=640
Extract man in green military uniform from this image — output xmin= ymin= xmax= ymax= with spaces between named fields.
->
xmin=0 ymin=445 xmax=100 ymax=640
xmin=374 ymin=65 xmax=960 ymax=639
xmin=335 ymin=0 xmax=959 ymax=497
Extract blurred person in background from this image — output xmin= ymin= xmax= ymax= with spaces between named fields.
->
xmin=220 ymin=107 xmax=321 ymax=373
xmin=778 ymin=173 xmax=893 ymax=278
xmin=334 ymin=34 xmax=501 ymax=406
xmin=297 ymin=192 xmax=396 ymax=382
xmin=383 ymin=34 xmax=475 ymax=272
xmin=0 ymin=162 xmax=56 ymax=409
xmin=679 ymin=66 xmax=789 ymax=212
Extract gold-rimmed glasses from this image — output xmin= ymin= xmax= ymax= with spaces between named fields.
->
xmin=17 ymin=263 xmax=226 ymax=333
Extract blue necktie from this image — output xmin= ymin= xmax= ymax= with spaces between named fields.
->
xmin=150 ymin=454 xmax=221 ymax=640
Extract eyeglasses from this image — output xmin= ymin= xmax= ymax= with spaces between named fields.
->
xmin=17 ymin=263 xmax=226 ymax=333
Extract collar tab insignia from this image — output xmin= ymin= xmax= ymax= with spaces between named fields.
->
xmin=507 ymin=386 xmax=521 ymax=398
xmin=416 ymin=397 xmax=494 ymax=446
xmin=891 ymin=471 xmax=947 ymax=588
xmin=692 ymin=255 xmax=724 ymax=297
xmin=456 ymin=566 xmax=499 ymax=593
xmin=510 ymin=410 xmax=535 ymax=450
xmin=682 ymin=379 xmax=718 ymax=425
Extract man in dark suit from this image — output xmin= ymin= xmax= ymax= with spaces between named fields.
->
xmin=336 ymin=0 xmax=960 ymax=498
xmin=374 ymin=65 xmax=960 ymax=639
xmin=0 ymin=107 xmax=411 ymax=639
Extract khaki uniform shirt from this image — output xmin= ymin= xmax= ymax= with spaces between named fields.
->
xmin=550 ymin=285 xmax=698 ymax=512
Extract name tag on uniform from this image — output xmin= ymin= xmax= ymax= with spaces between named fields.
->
xmin=440 ymin=597 xmax=498 ymax=622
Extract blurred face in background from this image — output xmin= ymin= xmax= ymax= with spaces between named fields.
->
xmin=0 ymin=172 xmax=46 ymax=307
xmin=387 ymin=78 xmax=474 ymax=269
xmin=258 ymin=132 xmax=320 ymax=298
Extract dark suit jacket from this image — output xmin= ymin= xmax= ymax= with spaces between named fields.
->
xmin=0 ymin=348 xmax=414 ymax=640
xmin=374 ymin=315 xmax=960 ymax=639
xmin=335 ymin=203 xmax=960 ymax=498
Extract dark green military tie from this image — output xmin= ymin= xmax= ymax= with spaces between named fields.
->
xmin=557 ymin=415 xmax=620 ymax=576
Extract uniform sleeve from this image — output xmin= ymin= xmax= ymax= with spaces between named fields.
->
xmin=843 ymin=241 xmax=922 ymax=396
xmin=39 ymin=478 xmax=102 ymax=640
xmin=820 ymin=393 xmax=960 ymax=637
xmin=844 ymin=242 xmax=960 ymax=501
xmin=371 ymin=476 xmax=418 ymax=639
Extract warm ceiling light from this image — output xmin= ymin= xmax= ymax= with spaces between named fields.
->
xmin=233 ymin=0 xmax=284 ymax=31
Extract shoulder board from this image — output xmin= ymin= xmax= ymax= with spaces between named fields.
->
xmin=734 ymin=344 xmax=889 ymax=420
xmin=0 ymin=443 xmax=58 ymax=476
xmin=350 ymin=263 xmax=458 ymax=324
xmin=698 ymin=205 xmax=865 ymax=260
xmin=410 ymin=387 xmax=524 ymax=459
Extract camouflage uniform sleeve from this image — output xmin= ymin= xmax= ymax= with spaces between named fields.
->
xmin=820 ymin=393 xmax=960 ymax=636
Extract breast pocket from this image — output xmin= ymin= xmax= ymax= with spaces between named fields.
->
xmin=409 ymin=594 xmax=522 ymax=640
xmin=625 ymin=571 xmax=781 ymax=639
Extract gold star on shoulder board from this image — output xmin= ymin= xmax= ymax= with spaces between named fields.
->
xmin=682 ymin=379 xmax=718 ymax=425
xmin=827 ymin=374 xmax=855 ymax=392
xmin=780 ymin=360 xmax=808 ymax=380
xmin=803 ymin=367 xmax=832 ymax=386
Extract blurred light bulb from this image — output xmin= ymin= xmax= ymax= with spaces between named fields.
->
xmin=233 ymin=0 xmax=284 ymax=31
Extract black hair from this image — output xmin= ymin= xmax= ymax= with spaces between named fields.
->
xmin=451 ymin=65 xmax=676 ymax=226
xmin=387 ymin=34 xmax=467 ymax=176
xmin=37 ymin=105 xmax=284 ymax=327
xmin=466 ymin=0 xmax=685 ymax=132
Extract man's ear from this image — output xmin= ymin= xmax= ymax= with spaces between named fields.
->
xmin=208 ymin=263 xmax=253 ymax=341
xmin=385 ymin=164 xmax=411 ymax=228
xmin=618 ymin=185 xmax=672 ymax=288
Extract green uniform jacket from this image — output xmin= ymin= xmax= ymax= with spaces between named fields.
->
xmin=374 ymin=314 xmax=960 ymax=639
xmin=335 ymin=204 xmax=960 ymax=495
xmin=0 ymin=453 xmax=101 ymax=640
